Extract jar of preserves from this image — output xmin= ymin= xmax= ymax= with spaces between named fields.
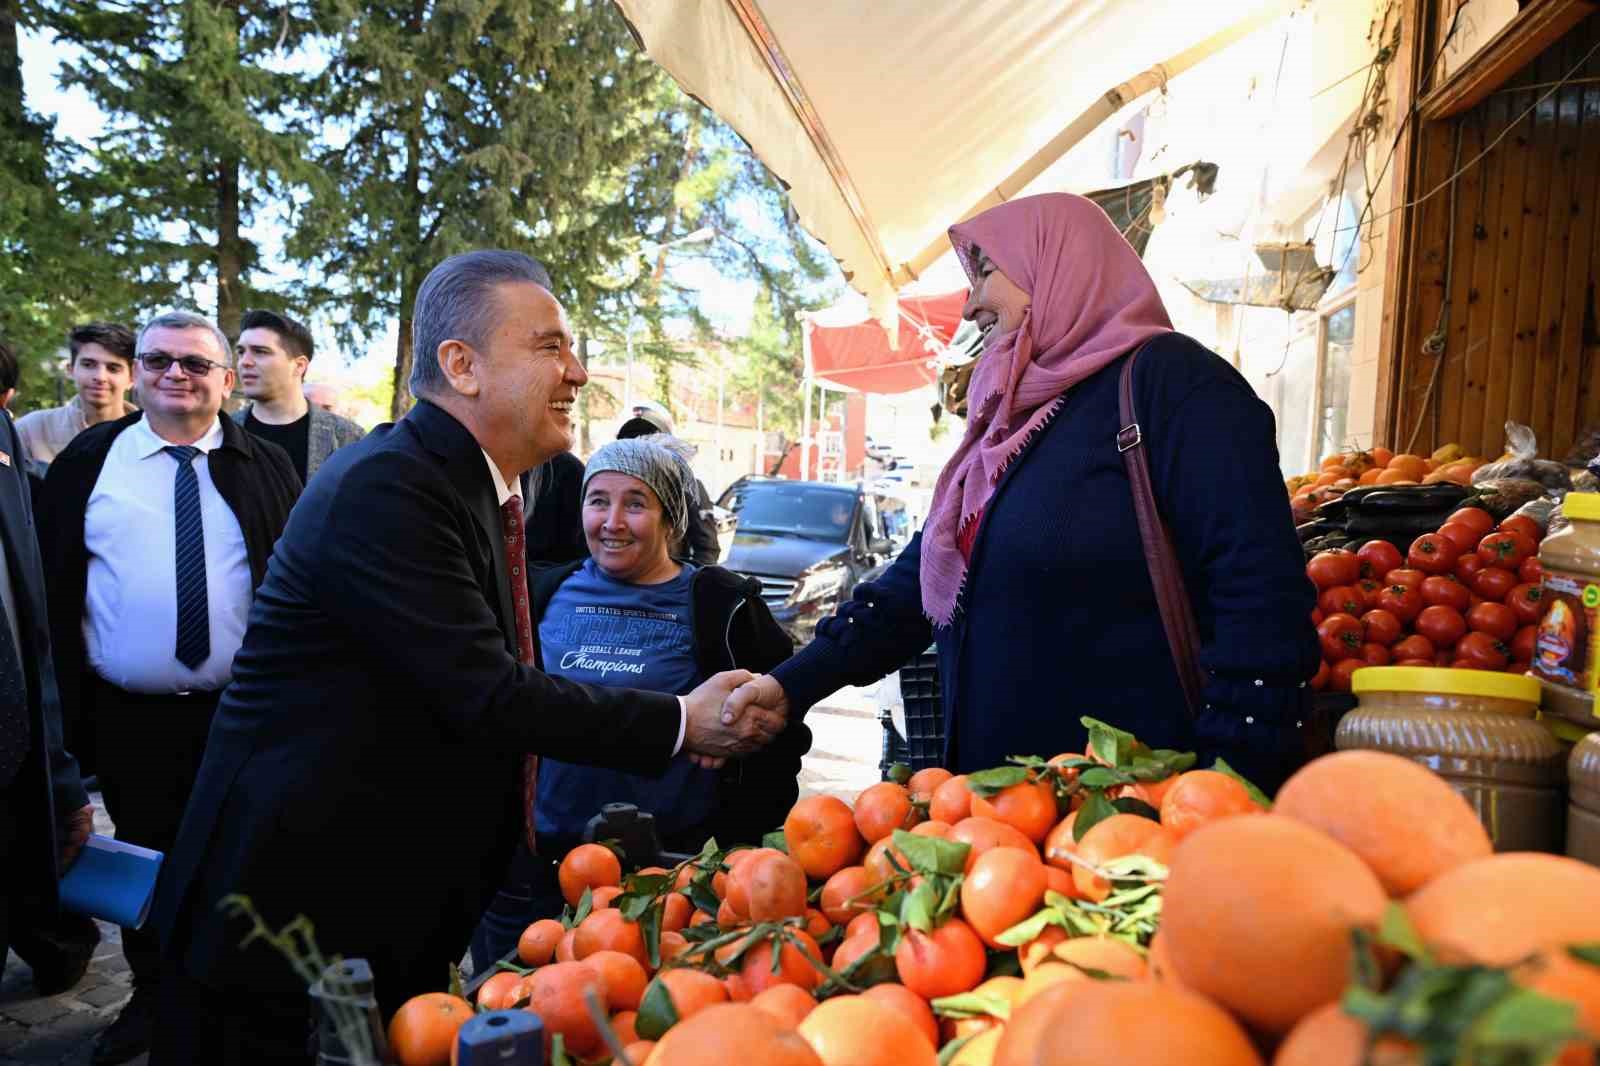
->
xmin=1535 ymin=492 xmax=1600 ymax=727
xmin=1340 ymin=667 xmax=1563 ymax=852
xmin=1568 ymin=731 xmax=1600 ymax=866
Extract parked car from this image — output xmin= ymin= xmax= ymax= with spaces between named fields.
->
xmin=716 ymin=477 xmax=901 ymax=644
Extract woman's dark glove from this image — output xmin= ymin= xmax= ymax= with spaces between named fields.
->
xmin=1192 ymin=676 xmax=1321 ymax=796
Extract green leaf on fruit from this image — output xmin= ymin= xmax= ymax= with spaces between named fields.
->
xmin=1109 ymin=797 xmax=1161 ymax=821
xmin=635 ymin=976 xmax=680 ymax=1040
xmin=893 ymin=829 xmax=971 ymax=877
xmin=1082 ymin=716 xmax=1137 ymax=766
xmin=1376 ymin=902 xmax=1431 ymax=963
xmin=1073 ymin=791 xmax=1117 ymax=841
xmin=1210 ymin=758 xmax=1273 ymax=809
xmin=762 ymin=830 xmax=789 ymax=853
xmin=964 ymin=765 xmax=1029 ymax=797
xmin=887 ymin=762 xmax=913 ymax=785
xmin=930 ymin=990 xmax=1013 ymax=1020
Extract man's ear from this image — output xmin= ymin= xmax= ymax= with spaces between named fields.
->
xmin=0 ymin=388 xmax=14 ymax=411
xmin=437 ymin=340 xmax=482 ymax=398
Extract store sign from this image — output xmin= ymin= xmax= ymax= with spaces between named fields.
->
xmin=1437 ymin=0 xmax=1521 ymax=83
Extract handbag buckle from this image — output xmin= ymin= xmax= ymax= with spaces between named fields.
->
xmin=1117 ymin=423 xmax=1142 ymax=453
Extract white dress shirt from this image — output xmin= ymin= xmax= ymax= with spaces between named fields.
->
xmin=85 ymin=417 xmax=253 ymax=693
xmin=481 ymin=451 xmax=686 ymax=755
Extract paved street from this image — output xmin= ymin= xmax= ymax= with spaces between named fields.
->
xmin=0 ymin=686 xmax=889 ymax=1064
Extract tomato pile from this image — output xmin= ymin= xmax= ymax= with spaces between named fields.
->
xmin=386 ymin=726 xmax=1600 ymax=1066
xmin=1308 ymin=504 xmax=1546 ymax=691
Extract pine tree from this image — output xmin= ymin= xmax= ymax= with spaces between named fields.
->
xmin=41 ymin=0 xmax=324 ymax=337
xmin=289 ymin=0 xmax=681 ymax=420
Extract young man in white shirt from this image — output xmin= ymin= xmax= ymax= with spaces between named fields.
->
xmin=35 ymin=310 xmax=300 ymax=1066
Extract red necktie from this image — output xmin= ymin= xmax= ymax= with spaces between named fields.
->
xmin=501 ymin=496 xmax=539 ymax=852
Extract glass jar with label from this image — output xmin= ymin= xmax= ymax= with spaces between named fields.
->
xmin=1534 ymin=492 xmax=1600 ymax=727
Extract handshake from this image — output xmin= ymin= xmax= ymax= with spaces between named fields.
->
xmin=680 ymin=671 xmax=793 ymax=769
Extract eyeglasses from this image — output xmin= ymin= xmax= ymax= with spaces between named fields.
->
xmin=137 ymin=351 xmax=230 ymax=377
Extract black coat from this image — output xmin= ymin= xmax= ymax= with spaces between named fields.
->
xmin=528 ymin=560 xmax=802 ymax=846
xmin=523 ymin=450 xmax=588 ymax=565
xmin=0 ymin=409 xmax=86 ymax=909
xmin=36 ymin=411 xmax=303 ymax=774
xmin=151 ymin=400 xmax=683 ymax=1013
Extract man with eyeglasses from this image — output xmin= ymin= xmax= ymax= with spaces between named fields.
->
xmin=35 ymin=310 xmax=300 ymax=1066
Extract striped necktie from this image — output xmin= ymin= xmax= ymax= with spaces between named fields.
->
xmin=165 ymin=446 xmax=210 ymax=670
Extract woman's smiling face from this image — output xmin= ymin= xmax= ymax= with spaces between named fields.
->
xmin=961 ymin=245 xmax=1031 ymax=340
xmin=583 ymin=471 xmax=676 ymax=583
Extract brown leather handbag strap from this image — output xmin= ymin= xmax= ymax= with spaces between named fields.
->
xmin=1118 ymin=347 xmax=1207 ymax=720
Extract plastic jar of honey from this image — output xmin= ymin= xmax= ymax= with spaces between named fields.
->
xmin=1340 ymin=667 xmax=1563 ymax=852
xmin=1535 ymin=492 xmax=1600 ymax=727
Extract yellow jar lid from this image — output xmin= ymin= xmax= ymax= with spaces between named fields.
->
xmin=1562 ymin=491 xmax=1600 ymax=522
xmin=1351 ymin=665 xmax=1541 ymax=704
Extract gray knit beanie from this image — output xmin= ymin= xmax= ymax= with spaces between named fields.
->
xmin=582 ymin=434 xmax=697 ymax=545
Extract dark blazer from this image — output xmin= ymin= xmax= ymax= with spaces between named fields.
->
xmin=773 ymin=335 xmax=1320 ymax=792
xmin=36 ymin=412 xmax=302 ymax=774
xmin=232 ymin=403 xmax=366 ymax=483
xmin=151 ymin=400 xmax=683 ymax=1014
xmin=529 ymin=560 xmax=802 ymax=845
xmin=523 ymin=450 xmax=588 ymax=565
xmin=0 ymin=409 xmax=87 ymax=909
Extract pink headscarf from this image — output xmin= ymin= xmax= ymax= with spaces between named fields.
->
xmin=920 ymin=192 xmax=1174 ymax=627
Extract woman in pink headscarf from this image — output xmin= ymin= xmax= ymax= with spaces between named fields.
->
xmin=729 ymin=193 xmax=1318 ymax=790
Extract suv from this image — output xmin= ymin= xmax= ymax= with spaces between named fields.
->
xmin=717 ymin=478 xmax=903 ymax=644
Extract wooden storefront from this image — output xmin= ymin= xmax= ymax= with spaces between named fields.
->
xmin=1377 ymin=0 xmax=1600 ymax=462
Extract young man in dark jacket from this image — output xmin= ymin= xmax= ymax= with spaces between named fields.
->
xmin=468 ymin=435 xmax=799 ymax=970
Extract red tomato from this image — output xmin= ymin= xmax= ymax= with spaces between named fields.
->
xmin=1319 ymin=585 xmax=1366 ymax=618
xmin=1415 ymin=605 xmax=1468 ymax=649
xmin=1505 ymin=583 xmax=1546 ymax=626
xmin=1454 ymin=553 xmax=1486 ymax=584
xmin=1385 ymin=568 xmax=1427 ymax=591
xmin=1478 ymin=530 xmax=1536 ymax=570
xmin=1456 ymin=631 xmax=1510 ymax=670
xmin=1310 ymin=608 xmax=1325 ymax=627
xmin=1498 ymin=515 xmax=1541 ymax=544
xmin=1310 ymin=660 xmax=1330 ymax=692
xmin=1507 ymin=661 xmax=1533 ymax=676
xmin=1317 ymin=614 xmax=1365 ymax=661
xmin=1359 ymin=642 xmax=1392 ymax=666
xmin=1419 ymin=575 xmax=1471 ymax=612
xmin=1307 ymin=549 xmax=1362 ymax=590
xmin=1472 ymin=566 xmax=1518 ymax=602
xmin=1393 ymin=634 xmax=1436 ymax=661
xmin=1329 ymin=658 xmax=1365 ymax=692
xmin=1360 ymin=609 xmax=1403 ymax=646
xmin=1518 ymin=556 xmax=1544 ymax=585
xmin=1354 ymin=578 xmax=1383 ymax=610
xmin=1446 ymin=507 xmax=1496 ymax=539
xmin=1375 ymin=583 xmax=1423 ymax=623
xmin=1396 ymin=658 xmax=1436 ymax=667
xmin=1436 ymin=651 xmax=1455 ymax=667
xmin=1435 ymin=523 xmax=1481 ymax=557
xmin=1356 ymin=541 xmax=1404 ymax=580
xmin=1408 ymin=534 xmax=1460 ymax=575
xmin=1466 ymin=602 xmax=1518 ymax=641
xmin=1511 ymin=625 xmax=1537 ymax=662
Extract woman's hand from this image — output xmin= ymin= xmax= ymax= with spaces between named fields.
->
xmin=682 ymin=670 xmax=786 ymax=768
xmin=722 ymin=675 xmax=791 ymax=730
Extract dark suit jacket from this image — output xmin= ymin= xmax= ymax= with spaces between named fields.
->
xmin=0 ymin=410 xmax=87 ymax=909
xmin=36 ymin=412 xmax=302 ymax=774
xmin=151 ymin=400 xmax=682 ymax=1012
xmin=523 ymin=450 xmax=587 ymax=565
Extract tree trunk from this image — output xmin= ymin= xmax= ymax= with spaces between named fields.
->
xmin=391 ymin=297 xmax=414 ymax=422
xmin=389 ymin=0 xmax=425 ymax=422
xmin=0 ymin=0 xmax=23 ymax=132
xmin=216 ymin=154 xmax=243 ymax=339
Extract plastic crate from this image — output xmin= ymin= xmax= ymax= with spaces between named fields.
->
xmin=879 ymin=647 xmax=945 ymax=777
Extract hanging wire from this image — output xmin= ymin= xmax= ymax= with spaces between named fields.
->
xmin=1404 ymin=117 xmax=1465 ymax=455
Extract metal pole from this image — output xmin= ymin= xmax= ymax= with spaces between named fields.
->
xmin=624 ymin=327 xmax=634 ymax=414
xmin=800 ymin=317 xmax=814 ymax=481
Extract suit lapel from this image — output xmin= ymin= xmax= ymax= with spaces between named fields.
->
xmin=409 ymin=403 xmax=518 ymax=655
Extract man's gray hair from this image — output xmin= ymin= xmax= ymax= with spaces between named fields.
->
xmin=582 ymin=434 xmax=698 ymax=548
xmin=136 ymin=310 xmax=233 ymax=366
xmin=409 ymin=250 xmax=554 ymax=400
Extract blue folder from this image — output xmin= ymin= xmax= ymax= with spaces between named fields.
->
xmin=59 ymin=835 xmax=163 ymax=929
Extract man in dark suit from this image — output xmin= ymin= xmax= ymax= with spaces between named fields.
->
xmin=38 ymin=311 xmax=302 ymax=1064
xmin=148 ymin=251 xmax=786 ymax=1063
xmin=0 ymin=400 xmax=97 ymax=998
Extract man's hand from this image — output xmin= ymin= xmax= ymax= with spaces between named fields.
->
xmin=682 ymin=669 xmax=786 ymax=769
xmin=59 ymin=804 xmax=94 ymax=873
xmin=722 ymin=674 xmax=791 ymax=729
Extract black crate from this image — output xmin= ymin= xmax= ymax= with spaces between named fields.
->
xmin=880 ymin=647 xmax=945 ymax=777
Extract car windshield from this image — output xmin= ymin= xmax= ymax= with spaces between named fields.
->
xmin=720 ymin=482 xmax=855 ymax=542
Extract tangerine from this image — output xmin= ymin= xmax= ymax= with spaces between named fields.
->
xmin=1272 ymin=1002 xmax=1418 ymax=1066
xmin=1018 ymin=925 xmax=1069 ymax=975
xmin=854 ymin=782 xmax=920 ymax=843
xmin=555 ymin=927 xmax=577 ymax=963
xmin=995 ymin=980 xmax=1263 ymax=1066
xmin=523 ymin=962 xmax=608 ymax=1059
xmin=894 ymin=919 xmax=986 ymax=999
xmin=798 ymin=995 xmax=938 ymax=1066
xmin=591 ymin=885 xmax=623 ymax=909
xmin=1275 ymin=750 xmax=1491 ymax=896
xmin=819 ymin=865 xmax=880 ymax=925
xmin=558 ymin=843 xmax=622 ymax=908
xmin=584 ymin=949 xmax=649 ymax=1012
xmin=960 ymin=846 xmax=1047 ymax=946
xmin=946 ymin=817 xmax=1035 ymax=873
xmin=1158 ymin=770 xmax=1259 ymax=840
xmin=574 ymin=907 xmax=649 ymax=968
xmin=736 ymin=852 xmax=810 ymax=922
xmin=971 ymin=779 xmax=1059 ymax=844
xmin=647 ymin=969 xmax=730 ymax=1034
xmin=1406 ymin=853 xmax=1600 ymax=965
xmin=830 ymin=933 xmax=878 ymax=975
xmin=749 ymin=983 xmax=818 ymax=1028
xmin=740 ymin=931 xmax=826 ymax=995
xmin=472 ymin=970 xmax=521 ymax=1012
xmin=388 ymin=992 xmax=472 ymax=1066
xmin=611 ymin=1010 xmax=640 ymax=1046
xmin=861 ymin=983 xmax=939 ymax=1049
xmin=658 ymin=929 xmax=690 ymax=963
xmin=642 ymin=1003 xmax=823 ymax=1066
xmin=517 ymin=918 xmax=565 ymax=966
xmin=1162 ymin=814 xmax=1386 ymax=1034
xmin=910 ymin=819 xmax=951 ymax=838
xmin=1071 ymin=814 xmax=1171 ymax=902
xmin=930 ymin=775 xmax=975 ymax=823
xmin=784 ymin=796 xmax=866 ymax=880
xmin=907 ymin=767 xmax=954 ymax=800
